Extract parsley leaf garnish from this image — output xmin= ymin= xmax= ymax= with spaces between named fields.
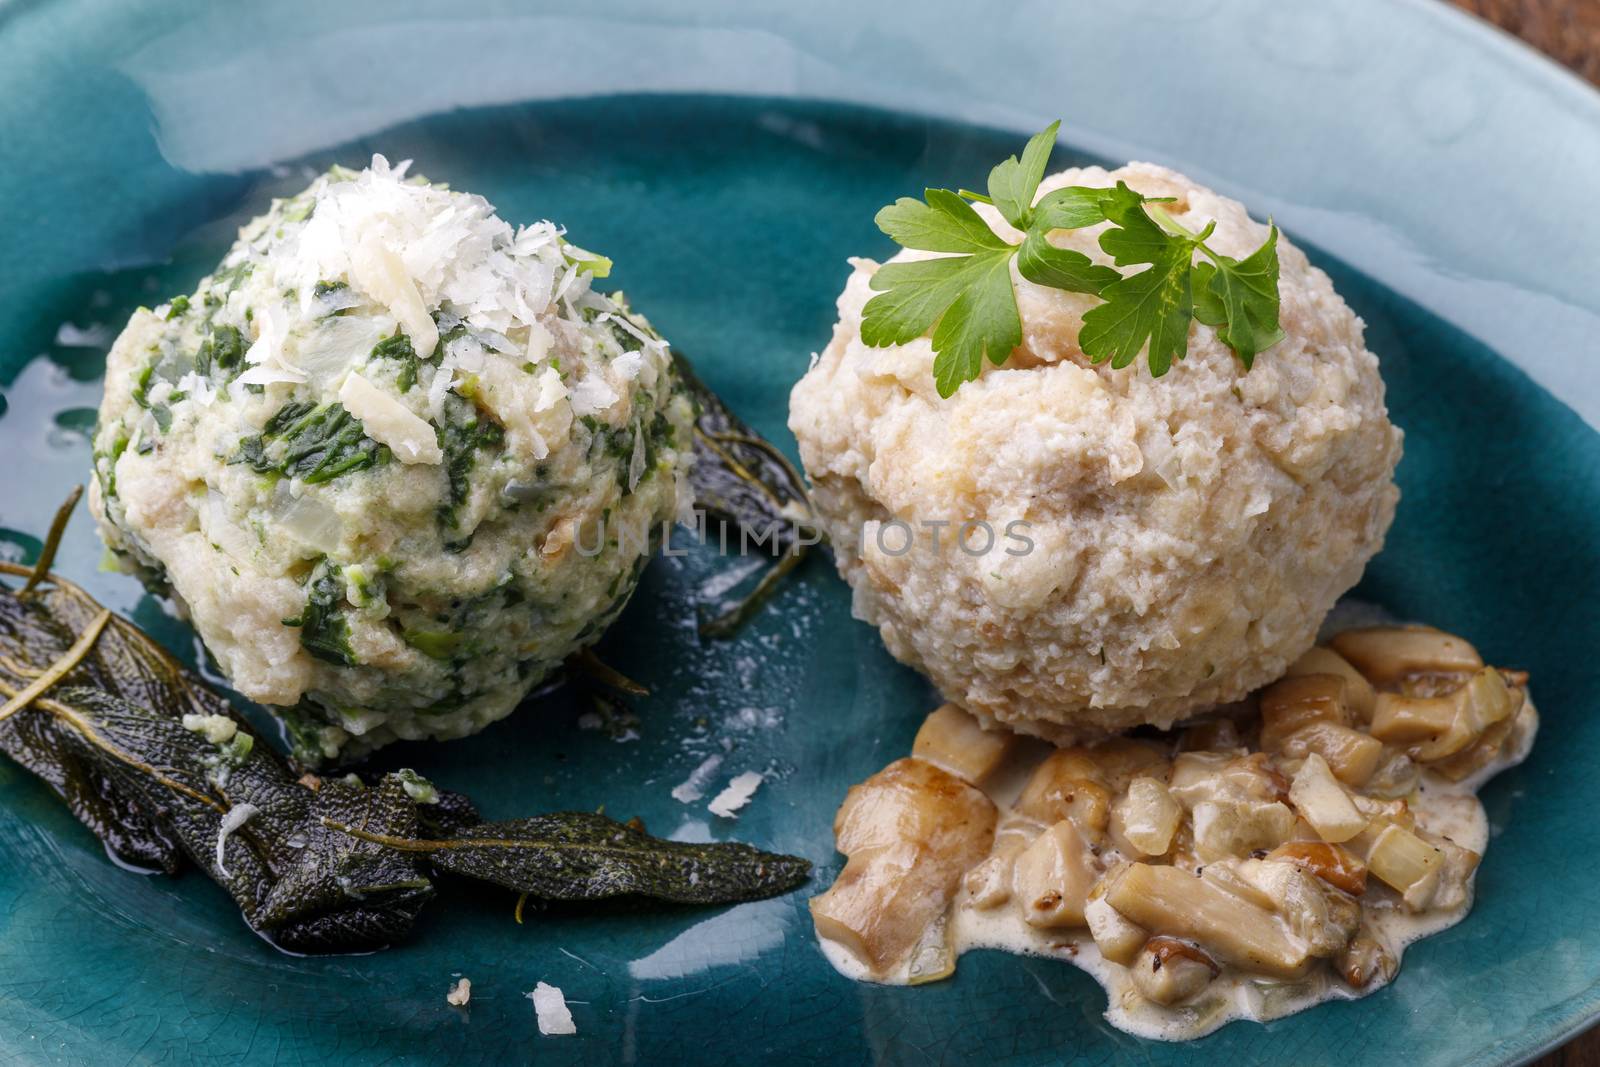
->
xmin=1191 ymin=223 xmax=1286 ymax=370
xmin=861 ymin=122 xmax=1285 ymax=394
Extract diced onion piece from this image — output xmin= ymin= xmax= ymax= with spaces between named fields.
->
xmin=1102 ymin=863 xmax=1311 ymax=979
xmin=275 ymin=490 xmax=344 ymax=555
xmin=1288 ymin=753 xmax=1368 ymax=844
xmin=338 ymin=372 xmax=443 ymax=465
xmin=203 ymin=493 xmax=258 ymax=565
xmin=1238 ymin=858 xmax=1361 ymax=956
xmin=1166 ymin=751 xmax=1237 ymax=807
xmin=1364 ymin=824 xmax=1444 ymax=902
xmin=1199 ymin=860 xmax=1280 ymax=912
xmin=293 ymin=313 xmax=391 ymax=386
xmin=1085 ymin=895 xmax=1147 ymax=966
xmin=1191 ymin=798 xmax=1296 ymax=861
xmin=1362 ymin=748 xmax=1420 ymax=799
xmin=1110 ymin=777 xmax=1182 ymax=857
xmin=1412 ymin=667 xmax=1518 ymax=762
xmin=912 ymin=703 xmax=1013 ymax=785
xmin=1329 ymin=627 xmax=1482 ymax=684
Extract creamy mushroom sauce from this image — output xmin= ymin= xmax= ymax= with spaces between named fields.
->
xmin=812 ymin=628 xmax=1537 ymax=1041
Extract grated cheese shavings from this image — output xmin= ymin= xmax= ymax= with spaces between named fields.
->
xmin=215 ymin=802 xmax=259 ymax=877
xmin=529 ymin=981 xmax=576 ymax=1035
xmin=670 ymin=754 xmax=725 ymax=804
xmin=708 ymin=771 xmax=765 ymax=819
xmin=338 ymin=372 xmax=443 ymax=465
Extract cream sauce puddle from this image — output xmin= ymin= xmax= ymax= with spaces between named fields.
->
xmin=817 ymin=698 xmax=1536 ymax=1041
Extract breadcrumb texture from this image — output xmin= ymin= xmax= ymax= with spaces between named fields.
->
xmin=789 ymin=163 xmax=1402 ymax=741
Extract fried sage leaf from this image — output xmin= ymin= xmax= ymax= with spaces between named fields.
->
xmin=0 ymin=499 xmax=812 ymax=954
xmin=672 ymin=352 xmax=819 ymax=636
xmin=325 ymin=810 xmax=813 ymax=905
xmin=674 ymin=351 xmax=814 ymax=553
xmin=259 ymin=775 xmax=435 ymax=952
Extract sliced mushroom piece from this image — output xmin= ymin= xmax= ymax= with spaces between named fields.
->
xmin=1288 ymin=753 xmax=1368 ymax=844
xmin=1084 ymin=893 xmax=1148 ymax=966
xmin=1169 ymin=752 xmax=1289 ymax=810
xmin=832 ymin=757 xmax=998 ymax=857
xmin=1329 ymin=627 xmax=1483 ymax=685
xmin=1285 ymin=646 xmax=1377 ymax=720
xmin=810 ymin=840 xmax=933 ymax=972
xmin=1200 ymin=860 xmax=1280 ymax=912
xmin=962 ymin=826 xmax=1033 ymax=910
xmin=913 ymin=703 xmax=1015 ymax=786
xmin=1267 ymin=841 xmax=1369 ymax=896
xmin=1102 ymin=862 xmax=1311 ymax=979
xmin=1110 ymin=777 xmax=1183 ymax=858
xmin=906 ymin=912 xmax=955 ymax=986
xmin=1336 ymin=933 xmax=1398 ymax=990
xmin=1431 ymin=688 xmax=1536 ymax=783
xmin=1129 ymin=937 xmax=1219 ymax=1006
xmin=1013 ymin=819 xmax=1096 ymax=929
xmin=1016 ymin=738 xmax=1170 ymax=816
xmin=1177 ymin=716 xmax=1247 ymax=753
xmin=1238 ymin=858 xmax=1360 ymax=957
xmin=1370 ymin=667 xmax=1517 ymax=762
xmin=1350 ymin=793 xmax=1415 ymax=830
xmin=1275 ymin=722 xmax=1384 ymax=787
xmin=1166 ymin=751 xmax=1236 ymax=807
xmin=1015 ymin=751 xmax=1112 ymax=840
xmin=1369 ymin=692 xmax=1458 ymax=745
xmin=812 ymin=757 xmax=998 ymax=973
xmin=1089 ymin=738 xmax=1173 ymax=792
xmin=1428 ymin=717 xmax=1514 ymax=783
xmin=1411 ymin=667 xmax=1519 ymax=763
xmin=1258 ymin=673 xmax=1352 ymax=751
xmin=1413 ymin=828 xmax=1481 ymax=912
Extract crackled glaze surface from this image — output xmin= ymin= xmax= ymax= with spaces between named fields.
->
xmin=1 ymin=2 xmax=1599 ymax=1064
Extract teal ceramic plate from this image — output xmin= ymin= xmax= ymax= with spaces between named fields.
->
xmin=2 ymin=2 xmax=1597 ymax=1064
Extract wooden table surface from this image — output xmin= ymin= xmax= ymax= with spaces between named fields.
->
xmin=1443 ymin=4 xmax=1600 ymax=1064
